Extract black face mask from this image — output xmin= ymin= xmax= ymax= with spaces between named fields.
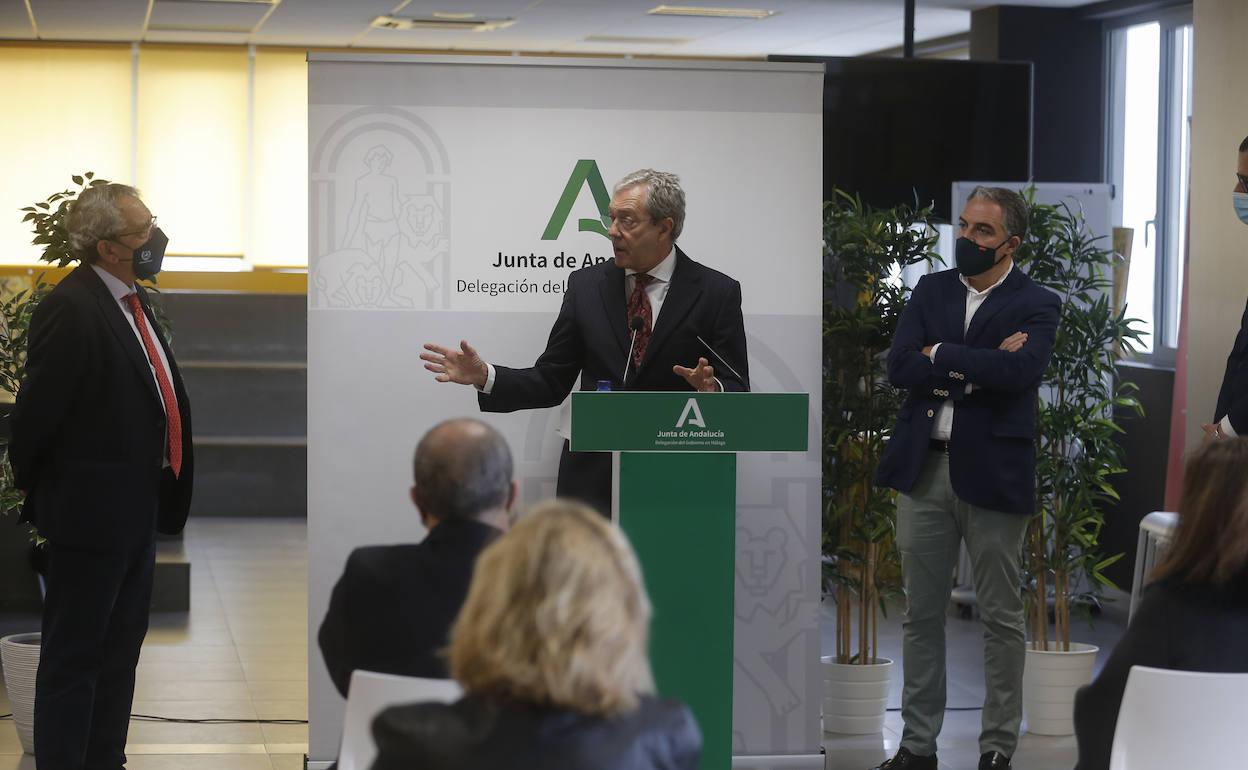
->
xmin=122 ymin=227 xmax=168 ymax=280
xmin=954 ymin=236 xmax=1011 ymax=278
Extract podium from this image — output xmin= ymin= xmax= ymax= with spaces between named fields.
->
xmin=570 ymin=392 xmax=809 ymax=770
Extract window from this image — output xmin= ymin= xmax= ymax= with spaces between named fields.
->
xmin=1106 ymin=8 xmax=1193 ymax=363
xmin=0 ymin=44 xmax=308 ymax=269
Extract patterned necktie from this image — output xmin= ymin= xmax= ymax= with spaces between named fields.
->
xmin=627 ymin=273 xmax=654 ymax=367
xmin=124 ymin=293 xmax=183 ymax=478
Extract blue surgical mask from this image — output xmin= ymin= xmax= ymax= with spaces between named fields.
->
xmin=1235 ymin=192 xmax=1248 ymax=225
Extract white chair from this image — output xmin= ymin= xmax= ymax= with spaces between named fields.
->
xmin=1108 ymin=665 xmax=1248 ymax=769
xmin=1129 ymin=512 xmax=1178 ymax=621
xmin=338 ymin=670 xmax=463 ymax=770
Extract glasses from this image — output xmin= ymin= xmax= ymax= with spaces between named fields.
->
xmin=610 ymin=214 xmax=654 ymax=232
xmin=112 ymin=215 xmax=157 ymax=241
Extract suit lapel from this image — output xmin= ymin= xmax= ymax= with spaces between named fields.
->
xmin=637 ymin=248 xmax=702 ymax=378
xmin=598 ymin=263 xmax=630 ymax=356
xmin=964 ymin=267 xmax=1024 ymax=344
xmin=81 ymin=266 xmax=162 ymax=406
xmin=944 ymin=273 xmax=968 ymax=344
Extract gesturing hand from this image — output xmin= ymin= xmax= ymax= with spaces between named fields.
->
xmin=999 ymin=331 xmax=1029 ymax=353
xmin=673 ymin=357 xmax=720 ymax=393
xmin=421 ymin=340 xmax=488 ymax=388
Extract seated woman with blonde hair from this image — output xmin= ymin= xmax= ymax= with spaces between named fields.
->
xmin=369 ymin=499 xmax=701 ymax=770
xmin=1073 ymin=437 xmax=1248 ymax=770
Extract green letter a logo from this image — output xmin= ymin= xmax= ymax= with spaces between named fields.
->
xmin=542 ymin=160 xmax=611 ymax=240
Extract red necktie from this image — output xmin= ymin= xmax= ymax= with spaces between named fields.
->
xmin=627 ymin=274 xmax=654 ymax=367
xmin=125 ymin=293 xmax=183 ymax=478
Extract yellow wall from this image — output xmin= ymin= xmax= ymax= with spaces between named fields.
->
xmin=1188 ymin=0 xmax=1248 ymax=448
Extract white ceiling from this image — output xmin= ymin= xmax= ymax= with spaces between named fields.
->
xmin=2 ymin=0 xmax=1100 ymax=57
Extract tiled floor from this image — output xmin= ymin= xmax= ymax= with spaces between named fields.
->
xmin=2 ymin=519 xmax=1128 ymax=770
xmin=0 ymin=519 xmax=308 ymax=770
xmin=821 ymin=587 xmax=1131 ymax=770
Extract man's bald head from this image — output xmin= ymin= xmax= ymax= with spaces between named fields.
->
xmin=412 ymin=418 xmax=514 ymax=523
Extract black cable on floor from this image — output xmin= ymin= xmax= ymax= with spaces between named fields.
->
xmin=0 ymin=712 xmax=307 ymax=725
xmin=131 ymin=714 xmax=308 ymax=725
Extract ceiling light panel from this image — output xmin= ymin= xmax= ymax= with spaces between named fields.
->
xmin=648 ymin=5 xmax=776 ymax=20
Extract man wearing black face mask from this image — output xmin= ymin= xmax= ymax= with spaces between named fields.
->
xmin=10 ymin=183 xmax=194 ymax=770
xmin=1203 ymin=135 xmax=1248 ymax=442
xmin=872 ymin=187 xmax=1060 ymax=770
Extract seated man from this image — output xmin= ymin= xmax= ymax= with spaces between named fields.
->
xmin=318 ymin=418 xmax=516 ymax=696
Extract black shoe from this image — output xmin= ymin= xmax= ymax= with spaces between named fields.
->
xmin=872 ymin=747 xmax=938 ymax=770
xmin=978 ymin=751 xmax=1012 ymax=770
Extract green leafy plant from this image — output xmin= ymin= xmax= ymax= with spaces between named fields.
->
xmin=1016 ymin=190 xmax=1145 ymax=650
xmin=823 ymin=190 xmax=940 ymax=664
xmin=21 ymin=172 xmax=109 ymax=268
xmin=0 ymin=282 xmax=46 ymax=536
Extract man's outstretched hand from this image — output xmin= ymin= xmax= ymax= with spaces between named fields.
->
xmin=421 ymin=340 xmax=488 ymax=388
xmin=674 ymin=357 xmax=720 ymax=393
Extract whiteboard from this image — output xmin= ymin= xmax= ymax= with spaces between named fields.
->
xmin=952 ymin=181 xmax=1115 ymax=244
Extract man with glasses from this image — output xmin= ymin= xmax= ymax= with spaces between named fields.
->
xmin=10 ymin=183 xmax=193 ymax=770
xmin=1205 ymin=136 xmax=1248 ymax=442
xmin=421 ymin=169 xmax=749 ymax=515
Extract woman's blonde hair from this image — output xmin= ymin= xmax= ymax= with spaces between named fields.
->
xmin=447 ymin=499 xmax=654 ymax=717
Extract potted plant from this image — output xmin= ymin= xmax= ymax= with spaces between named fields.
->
xmin=0 ymin=172 xmax=115 ymax=755
xmin=1015 ymin=190 xmax=1144 ymax=736
xmin=821 ymin=190 xmax=939 ymax=734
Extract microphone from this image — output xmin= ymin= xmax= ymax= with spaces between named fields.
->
xmin=696 ymin=334 xmax=744 ymax=383
xmin=622 ymin=316 xmax=645 ymax=385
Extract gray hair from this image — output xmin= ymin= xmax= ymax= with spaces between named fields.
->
xmin=413 ymin=418 xmax=513 ymax=521
xmin=66 ymin=183 xmax=141 ymax=263
xmin=614 ymin=169 xmax=686 ymax=241
xmin=967 ymin=186 xmax=1029 ymax=239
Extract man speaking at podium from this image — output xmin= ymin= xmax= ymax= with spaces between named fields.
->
xmin=422 ymin=169 xmax=749 ymax=514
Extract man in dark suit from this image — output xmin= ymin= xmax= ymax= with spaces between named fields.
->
xmin=318 ymin=418 xmax=514 ymax=696
xmin=10 ymin=183 xmax=194 ymax=770
xmin=871 ymin=187 xmax=1060 ymax=770
xmin=1204 ymin=135 xmax=1248 ymax=441
xmin=421 ymin=169 xmax=748 ymax=514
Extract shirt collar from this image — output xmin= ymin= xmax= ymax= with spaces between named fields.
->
xmin=626 ymin=246 xmax=676 ymax=283
xmin=959 ymin=261 xmax=1013 ymax=297
xmin=90 ymin=264 xmax=136 ymax=303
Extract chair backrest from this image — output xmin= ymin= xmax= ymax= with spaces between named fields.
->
xmin=1109 ymin=665 xmax=1248 ymax=770
xmin=338 ymin=670 xmax=463 ymax=770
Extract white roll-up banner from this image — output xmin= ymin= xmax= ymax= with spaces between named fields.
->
xmin=307 ymin=53 xmax=824 ymax=766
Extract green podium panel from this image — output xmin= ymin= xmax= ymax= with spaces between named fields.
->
xmin=570 ymin=392 xmax=808 ymax=770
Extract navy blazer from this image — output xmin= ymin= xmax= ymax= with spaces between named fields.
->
xmin=874 ymin=266 xmax=1060 ymax=515
xmin=10 ymin=265 xmax=194 ymax=549
xmin=478 ymin=246 xmax=748 ymax=407
xmin=1213 ymin=298 xmax=1248 ymax=435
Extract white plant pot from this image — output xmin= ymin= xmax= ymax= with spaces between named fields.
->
xmin=0 ymin=632 xmax=41 ymax=754
xmin=821 ymin=655 xmax=893 ymax=734
xmin=1022 ymin=641 xmax=1098 ymax=736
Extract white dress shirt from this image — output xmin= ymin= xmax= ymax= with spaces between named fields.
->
xmin=929 ymin=264 xmax=1014 ymax=441
xmin=91 ymin=264 xmax=177 ymax=466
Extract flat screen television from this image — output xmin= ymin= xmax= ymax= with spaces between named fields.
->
xmin=772 ymin=56 xmax=1033 ymax=222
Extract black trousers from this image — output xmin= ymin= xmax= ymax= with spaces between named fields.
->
xmin=35 ymin=537 xmax=155 ymax=770
xmin=555 ymin=441 xmax=611 ymax=517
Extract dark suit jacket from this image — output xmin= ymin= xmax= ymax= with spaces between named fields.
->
xmin=371 ymin=694 xmax=701 ymax=770
xmin=478 ymin=247 xmax=748 ymax=510
xmin=317 ymin=517 xmax=500 ymax=697
xmin=1213 ymin=298 xmax=1248 ymax=435
xmin=875 ymin=267 xmax=1060 ymax=515
xmin=9 ymin=264 xmax=194 ymax=550
xmin=1073 ymin=576 xmax=1248 ymax=770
